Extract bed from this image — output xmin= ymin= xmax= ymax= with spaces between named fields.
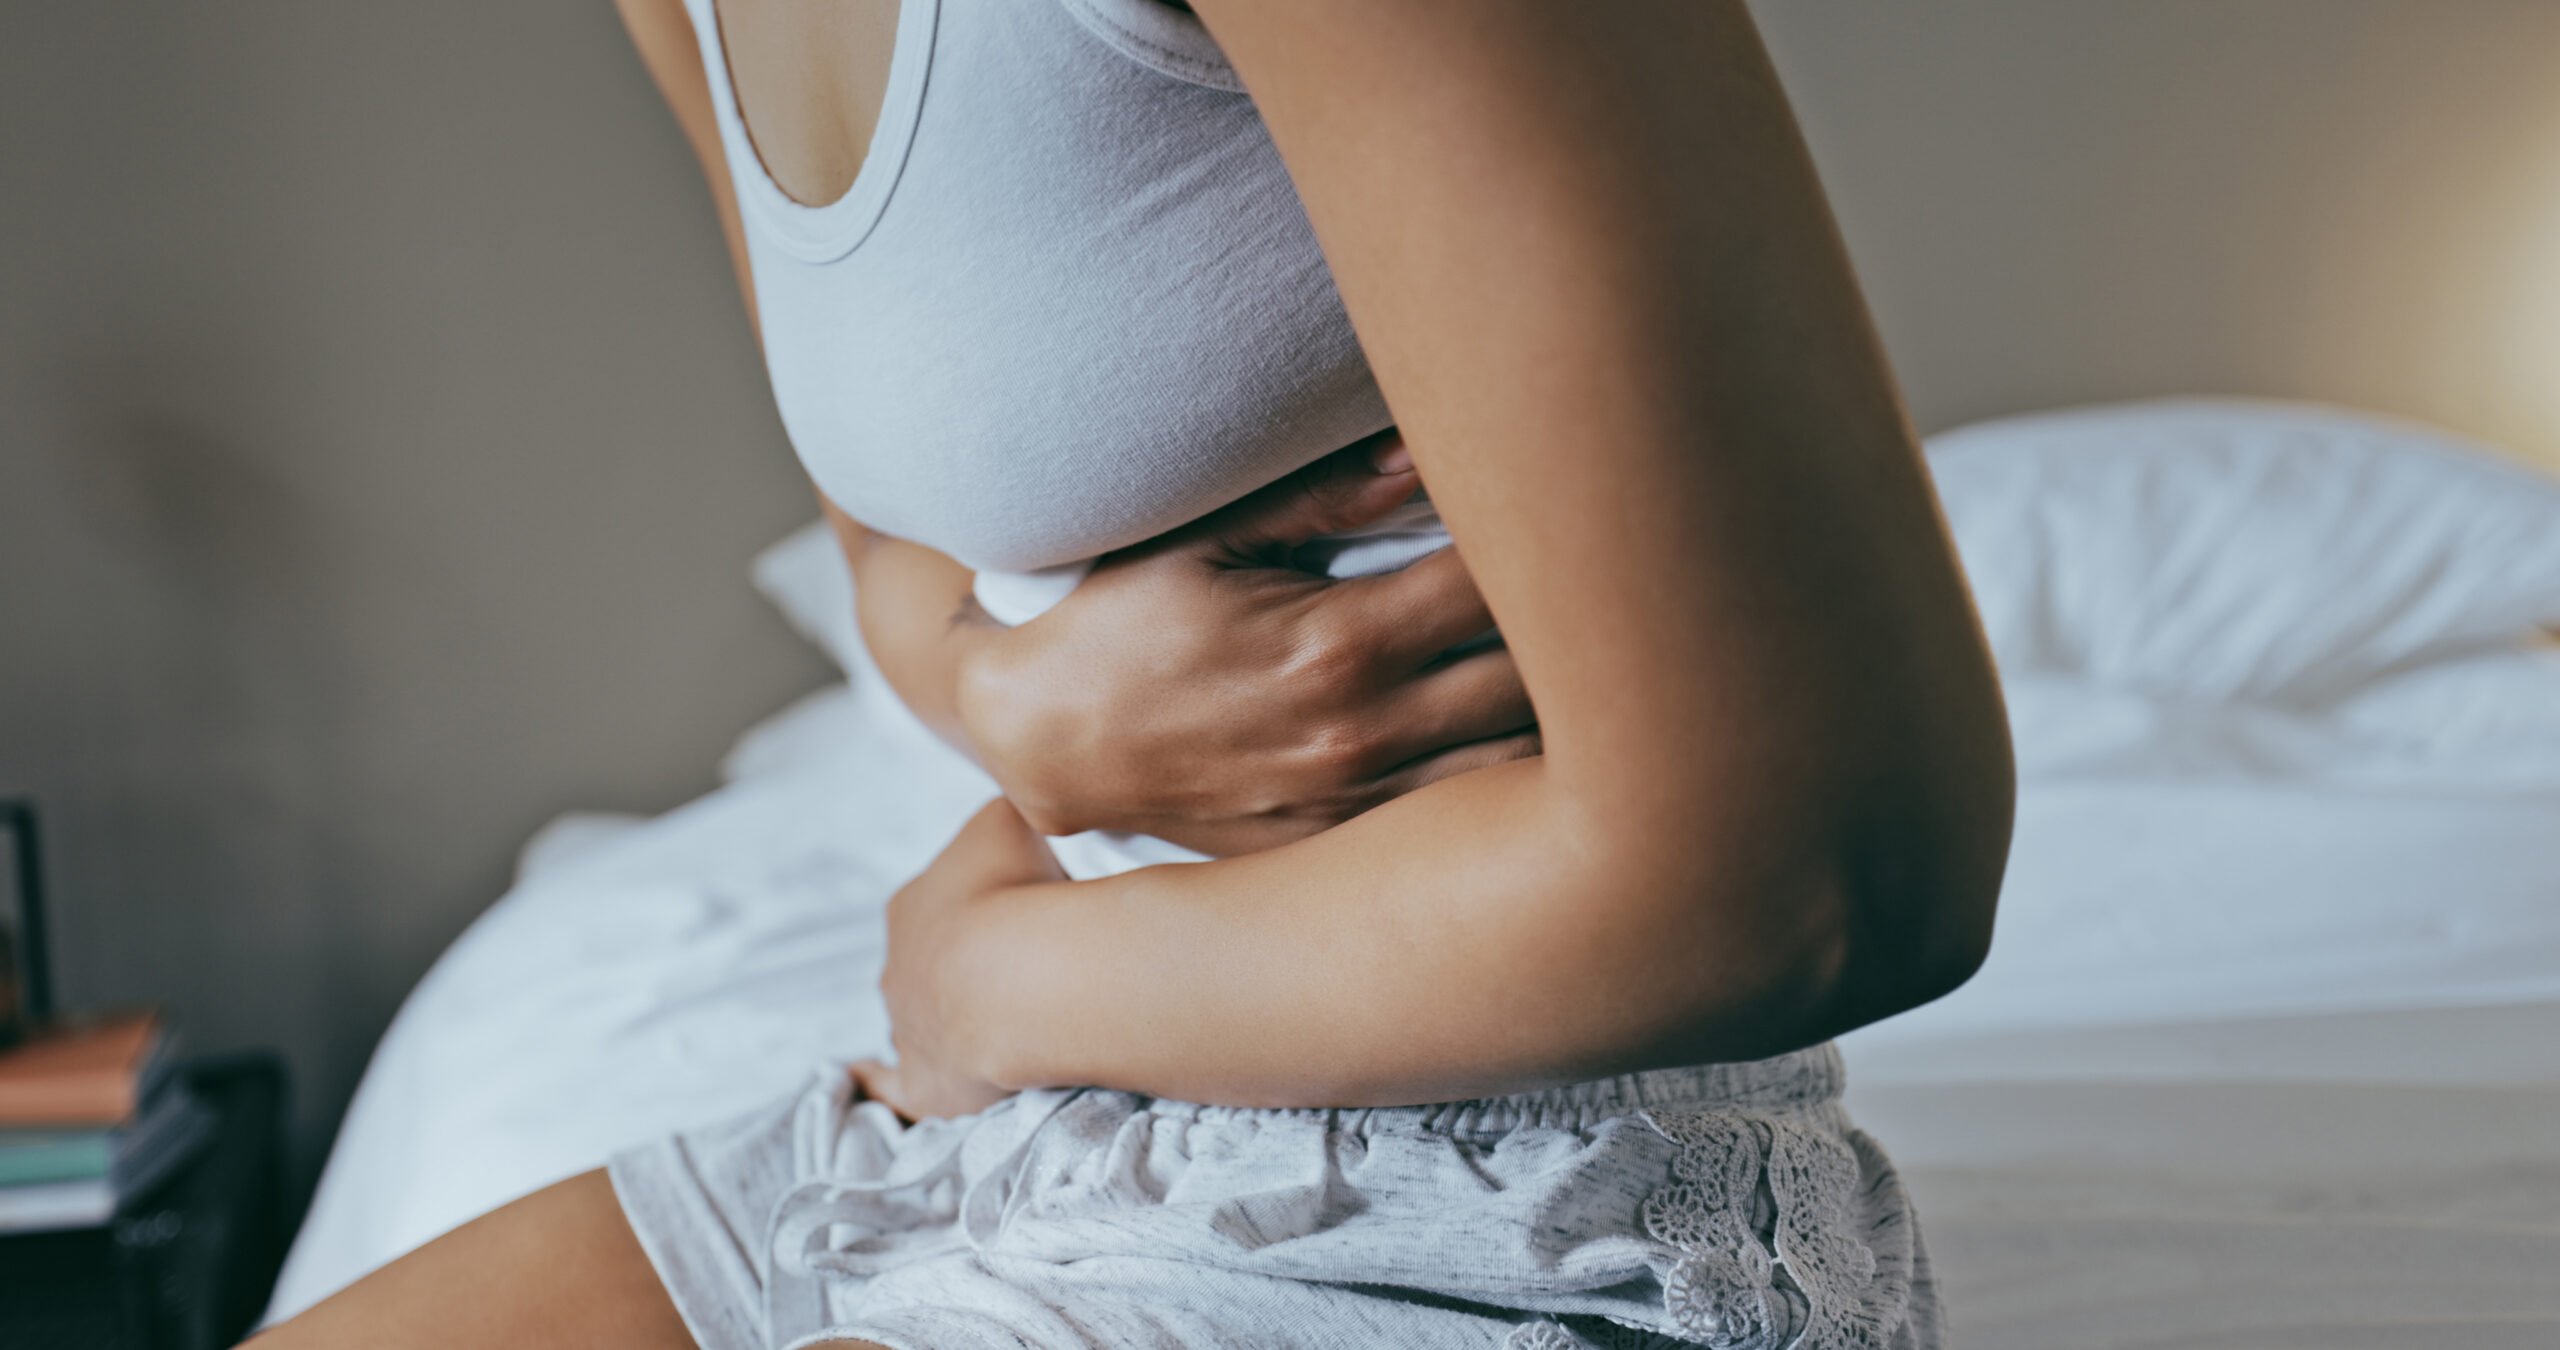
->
xmin=264 ymin=399 xmax=2560 ymax=1346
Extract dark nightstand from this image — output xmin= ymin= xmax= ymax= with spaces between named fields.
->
xmin=0 ymin=1053 xmax=292 ymax=1350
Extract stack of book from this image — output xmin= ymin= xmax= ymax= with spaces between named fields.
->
xmin=0 ymin=1009 xmax=211 ymax=1234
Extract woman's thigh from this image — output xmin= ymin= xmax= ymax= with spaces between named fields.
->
xmin=253 ymin=1169 xmax=696 ymax=1350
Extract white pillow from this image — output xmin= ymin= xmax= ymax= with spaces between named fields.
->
xmin=2331 ymin=644 xmax=2560 ymax=786
xmin=751 ymin=521 xmax=866 ymax=678
xmin=1925 ymin=399 xmax=2560 ymax=703
xmin=2002 ymin=653 xmax=2560 ymax=789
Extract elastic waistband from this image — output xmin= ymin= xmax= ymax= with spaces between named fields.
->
xmin=1162 ymin=1042 xmax=1845 ymax=1136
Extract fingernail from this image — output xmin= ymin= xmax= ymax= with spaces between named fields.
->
xmin=1369 ymin=436 xmax=1414 ymax=475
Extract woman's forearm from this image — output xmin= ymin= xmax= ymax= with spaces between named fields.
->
xmin=822 ymin=498 xmax=997 ymax=757
xmin=942 ymin=762 xmax=1680 ymax=1108
xmin=941 ymin=749 xmax=1973 ymax=1110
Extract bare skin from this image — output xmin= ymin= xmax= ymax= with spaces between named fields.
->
xmin=251 ymin=1172 xmax=696 ymax=1349
xmin=716 ymin=0 xmax=899 ymax=208
xmin=260 ymin=0 xmax=2013 ymax=1345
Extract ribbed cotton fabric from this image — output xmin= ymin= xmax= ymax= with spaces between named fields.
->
xmin=682 ymin=0 xmax=1391 ymax=575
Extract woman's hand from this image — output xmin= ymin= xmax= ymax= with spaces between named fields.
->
xmin=955 ymin=434 xmax=1539 ymax=856
xmin=857 ymin=798 xmax=1065 ymax=1121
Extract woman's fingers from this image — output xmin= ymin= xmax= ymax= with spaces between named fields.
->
xmin=1364 ymin=647 xmax=1535 ymax=769
xmin=1333 ymin=546 xmax=1498 ymax=665
xmin=1176 ymin=430 xmax=1419 ymax=560
xmin=955 ymin=797 xmax=1071 ymax=881
xmin=1367 ymin=729 xmax=1546 ymax=801
xmin=847 ymin=1059 xmax=913 ymax=1120
xmin=849 ymin=1055 xmax=1013 ymax=1123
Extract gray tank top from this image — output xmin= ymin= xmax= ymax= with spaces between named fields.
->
xmin=681 ymin=0 xmax=1396 ymax=574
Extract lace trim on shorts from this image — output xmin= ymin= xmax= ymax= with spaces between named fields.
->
xmin=1505 ymin=1102 xmax=1913 ymax=1350
xmin=1505 ymin=1317 xmax=1699 ymax=1350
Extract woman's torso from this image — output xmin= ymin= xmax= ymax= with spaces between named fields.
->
xmin=683 ymin=0 xmax=1395 ymax=574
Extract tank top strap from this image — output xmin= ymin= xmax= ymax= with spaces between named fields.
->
xmin=681 ymin=0 xmax=940 ymax=263
xmin=1052 ymin=0 xmax=1242 ymax=91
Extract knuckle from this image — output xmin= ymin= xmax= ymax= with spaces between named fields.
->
xmin=956 ymin=647 xmax=1039 ymax=750
xmin=1299 ymin=473 xmax=1367 ymax=530
xmin=1285 ymin=611 xmax=1374 ymax=691
xmin=1298 ymin=715 xmax=1383 ymax=779
xmin=1237 ymin=777 xmax=1321 ymax=823
xmin=1327 ymin=780 xmax=1393 ymax=820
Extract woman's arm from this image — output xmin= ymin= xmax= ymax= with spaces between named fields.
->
xmin=884 ymin=0 xmax=2014 ymax=1111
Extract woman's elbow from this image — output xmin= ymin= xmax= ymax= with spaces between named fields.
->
xmin=1628 ymin=763 xmax=2012 ymax=1062
xmin=1783 ymin=767 xmax=2013 ymax=1044
xmin=1834 ymin=868 xmax=2000 ymax=1033
xmin=1677 ymin=867 xmax=1998 ymax=1066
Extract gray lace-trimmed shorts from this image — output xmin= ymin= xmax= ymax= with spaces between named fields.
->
xmin=608 ymin=1042 xmax=1941 ymax=1350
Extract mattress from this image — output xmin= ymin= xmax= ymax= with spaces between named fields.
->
xmin=1836 ymin=772 xmax=2560 ymax=1346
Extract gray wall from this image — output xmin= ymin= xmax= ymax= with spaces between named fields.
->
xmin=5 ymin=1 xmax=2560 ymax=1170
xmin=1758 ymin=1 xmax=2560 ymax=476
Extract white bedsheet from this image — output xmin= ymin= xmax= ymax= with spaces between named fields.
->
xmin=1844 ymin=776 xmax=2560 ymax=1055
xmin=267 ymin=680 xmax=991 ymax=1319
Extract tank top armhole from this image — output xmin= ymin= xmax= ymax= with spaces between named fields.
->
xmin=683 ymin=0 xmax=940 ymax=264
xmin=1053 ymin=0 xmax=1245 ymax=92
